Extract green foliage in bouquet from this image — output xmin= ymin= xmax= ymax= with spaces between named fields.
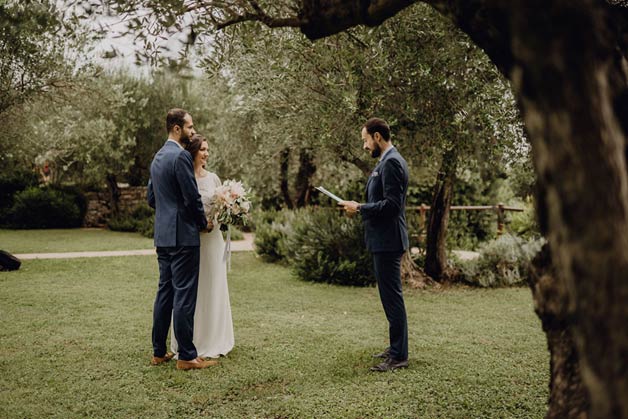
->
xmin=207 ymin=180 xmax=251 ymax=229
xmin=456 ymin=235 xmax=545 ymax=287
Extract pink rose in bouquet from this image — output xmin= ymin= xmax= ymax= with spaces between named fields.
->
xmin=207 ymin=180 xmax=251 ymax=231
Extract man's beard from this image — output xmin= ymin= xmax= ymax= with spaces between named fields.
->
xmin=370 ymin=144 xmax=382 ymax=158
xmin=180 ymin=132 xmax=191 ymax=146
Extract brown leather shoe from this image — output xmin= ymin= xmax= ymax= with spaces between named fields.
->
xmin=176 ymin=357 xmax=218 ymax=370
xmin=150 ymin=352 xmax=175 ymax=366
xmin=373 ymin=347 xmax=391 ymax=359
xmin=370 ymin=357 xmax=409 ymax=372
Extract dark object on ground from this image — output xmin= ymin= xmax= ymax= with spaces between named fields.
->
xmin=0 ymin=250 xmax=21 ymax=271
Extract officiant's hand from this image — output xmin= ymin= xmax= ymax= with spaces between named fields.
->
xmin=338 ymin=200 xmax=360 ymax=216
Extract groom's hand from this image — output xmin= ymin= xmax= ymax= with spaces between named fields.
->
xmin=204 ymin=219 xmax=214 ymax=232
xmin=338 ymin=200 xmax=360 ymax=216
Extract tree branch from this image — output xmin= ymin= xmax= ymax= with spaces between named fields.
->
xmin=299 ymin=0 xmax=417 ymax=40
xmin=211 ymin=0 xmax=304 ymax=30
xmin=217 ymin=14 xmax=303 ymax=30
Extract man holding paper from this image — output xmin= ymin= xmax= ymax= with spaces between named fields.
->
xmin=339 ymin=117 xmax=410 ymax=372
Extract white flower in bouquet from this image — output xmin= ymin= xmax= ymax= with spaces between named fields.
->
xmin=208 ymin=180 xmax=252 ymax=231
xmin=201 ymin=194 xmax=213 ymax=218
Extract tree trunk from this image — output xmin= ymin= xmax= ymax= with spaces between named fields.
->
xmin=279 ymin=148 xmax=293 ymax=209
xmin=294 ymin=148 xmax=317 ymax=207
xmin=106 ymin=173 xmax=120 ymax=216
xmin=401 ymin=251 xmax=438 ymax=289
xmin=529 ymin=243 xmax=590 ymax=418
xmin=508 ymin=3 xmax=628 ymax=417
xmin=424 ymin=147 xmax=456 ymax=280
xmin=127 ymin=153 xmax=147 ymax=187
xmin=338 ymin=150 xmax=372 ymax=176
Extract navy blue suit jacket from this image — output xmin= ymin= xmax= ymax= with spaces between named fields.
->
xmin=147 ymin=141 xmax=207 ymax=247
xmin=360 ymin=147 xmax=409 ymax=253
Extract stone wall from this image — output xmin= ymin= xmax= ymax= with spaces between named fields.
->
xmin=84 ymin=186 xmax=148 ymax=227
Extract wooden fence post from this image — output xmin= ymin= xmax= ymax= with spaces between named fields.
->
xmin=419 ymin=204 xmax=428 ymax=229
xmin=497 ymin=203 xmax=505 ymax=235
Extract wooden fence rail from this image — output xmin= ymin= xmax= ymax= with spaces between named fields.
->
xmin=407 ymin=203 xmax=524 ymax=235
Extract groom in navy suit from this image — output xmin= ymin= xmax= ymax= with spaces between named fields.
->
xmin=147 ymin=108 xmax=215 ymax=370
xmin=340 ymin=118 xmax=410 ymax=372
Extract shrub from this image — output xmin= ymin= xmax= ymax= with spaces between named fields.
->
xmin=249 ymin=208 xmax=280 ymax=230
xmin=282 ymin=208 xmax=375 ymax=287
xmin=0 ymin=168 xmax=39 ymax=225
xmin=0 ymin=167 xmax=39 ymax=202
xmin=107 ymin=214 xmax=138 ymax=232
xmin=108 ymin=203 xmax=155 ymax=237
xmin=8 ymin=186 xmax=84 ymax=228
xmin=507 ymin=198 xmax=540 ymax=239
xmin=130 ymin=203 xmax=154 ymax=220
xmin=253 ymin=210 xmax=293 ymax=262
xmin=253 ymin=208 xmax=376 ymax=286
xmin=254 ymin=222 xmax=285 ymax=261
xmin=56 ymin=185 xmax=88 ymax=222
xmin=446 ymin=210 xmax=496 ymax=250
xmin=137 ymin=216 xmax=154 ymax=238
xmin=456 ymin=235 xmax=545 ymax=287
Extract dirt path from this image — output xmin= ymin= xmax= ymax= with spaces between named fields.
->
xmin=15 ymin=233 xmax=255 ymax=260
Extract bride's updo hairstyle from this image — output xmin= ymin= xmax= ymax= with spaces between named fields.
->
xmin=185 ymin=134 xmax=207 ymax=160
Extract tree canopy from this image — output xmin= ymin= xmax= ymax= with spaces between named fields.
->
xmin=77 ymin=1 xmax=628 ymax=417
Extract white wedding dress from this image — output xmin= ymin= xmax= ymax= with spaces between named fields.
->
xmin=171 ymin=170 xmax=234 ymax=358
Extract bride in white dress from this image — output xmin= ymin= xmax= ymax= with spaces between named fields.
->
xmin=171 ymin=134 xmax=234 ymax=359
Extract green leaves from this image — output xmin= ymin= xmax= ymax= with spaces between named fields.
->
xmin=0 ymin=0 xmax=90 ymax=114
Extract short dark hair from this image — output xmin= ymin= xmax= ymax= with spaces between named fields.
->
xmin=166 ymin=108 xmax=189 ymax=133
xmin=185 ymin=134 xmax=207 ymax=159
xmin=363 ymin=118 xmax=391 ymax=141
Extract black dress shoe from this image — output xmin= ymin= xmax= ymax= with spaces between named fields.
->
xmin=372 ymin=347 xmax=391 ymax=359
xmin=370 ymin=357 xmax=409 ymax=372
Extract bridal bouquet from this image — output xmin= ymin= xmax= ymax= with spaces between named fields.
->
xmin=206 ymin=180 xmax=252 ymax=231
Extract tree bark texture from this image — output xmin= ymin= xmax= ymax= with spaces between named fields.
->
xmin=529 ymin=243 xmax=590 ymax=418
xmin=425 ymin=146 xmax=456 ymax=280
xmin=299 ymin=0 xmax=417 ymax=40
xmin=508 ymin=3 xmax=628 ymax=417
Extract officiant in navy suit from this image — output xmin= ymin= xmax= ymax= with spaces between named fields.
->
xmin=147 ymin=108 xmax=216 ymax=370
xmin=339 ymin=117 xmax=410 ymax=372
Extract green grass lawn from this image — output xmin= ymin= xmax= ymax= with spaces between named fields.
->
xmin=0 ymin=252 xmax=549 ymax=418
xmin=0 ymin=228 xmax=154 ymax=253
